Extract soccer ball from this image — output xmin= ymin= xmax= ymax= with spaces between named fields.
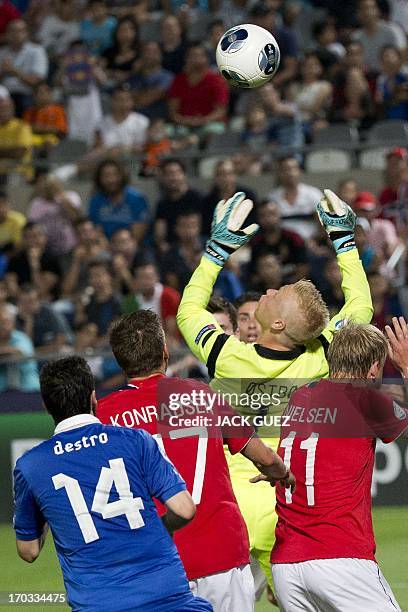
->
xmin=216 ymin=24 xmax=280 ymax=89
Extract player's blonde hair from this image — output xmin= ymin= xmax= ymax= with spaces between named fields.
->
xmin=328 ymin=323 xmax=388 ymax=378
xmin=286 ymin=280 xmax=330 ymax=344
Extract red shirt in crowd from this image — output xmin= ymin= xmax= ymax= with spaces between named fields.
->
xmin=97 ymin=375 xmax=252 ymax=581
xmin=159 ymin=285 xmax=180 ymax=322
xmin=378 ymin=181 xmax=408 ymax=227
xmin=168 ymin=70 xmax=229 ymax=118
xmin=0 ymin=0 xmax=20 ymax=35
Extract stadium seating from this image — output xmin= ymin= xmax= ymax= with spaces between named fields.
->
xmin=313 ymin=124 xmax=359 ymax=147
xmin=47 ymin=139 xmax=88 ymax=165
xmin=366 ymin=120 xmax=408 ymax=146
xmin=207 ymin=131 xmax=242 ymax=153
xmin=305 ymin=150 xmax=352 ymax=173
xmin=359 ymin=147 xmax=389 ymax=171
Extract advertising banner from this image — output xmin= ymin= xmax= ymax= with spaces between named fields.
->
xmin=0 ymin=411 xmax=407 ymax=521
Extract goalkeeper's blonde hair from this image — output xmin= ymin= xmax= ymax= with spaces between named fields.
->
xmin=328 ymin=323 xmax=388 ymax=378
xmin=287 ymin=280 xmax=330 ymax=344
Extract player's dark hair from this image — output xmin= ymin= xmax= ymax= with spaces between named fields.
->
xmin=207 ymin=297 xmax=237 ymax=332
xmin=0 ymin=190 xmax=8 ymax=201
xmin=109 ymin=310 xmax=165 ymax=378
xmin=234 ymin=291 xmax=262 ymax=310
xmin=40 ymin=357 xmax=95 ymax=424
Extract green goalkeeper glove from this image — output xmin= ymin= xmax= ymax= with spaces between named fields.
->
xmin=204 ymin=192 xmax=259 ymax=267
xmin=316 ymin=189 xmax=356 ymax=255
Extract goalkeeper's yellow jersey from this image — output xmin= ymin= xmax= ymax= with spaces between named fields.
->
xmin=177 ymin=249 xmax=372 ymax=382
xmin=177 ymin=249 xmax=373 ymax=455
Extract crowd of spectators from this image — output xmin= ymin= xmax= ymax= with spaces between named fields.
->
xmin=0 ymin=0 xmax=407 ymax=391
xmin=0 ymin=0 xmax=406 ymax=177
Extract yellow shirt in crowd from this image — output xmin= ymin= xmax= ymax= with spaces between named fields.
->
xmin=0 ymin=210 xmax=26 ymax=248
xmin=0 ymin=118 xmax=33 ymax=179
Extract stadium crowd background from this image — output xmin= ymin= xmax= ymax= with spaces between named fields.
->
xmin=0 ymin=0 xmax=407 ymax=391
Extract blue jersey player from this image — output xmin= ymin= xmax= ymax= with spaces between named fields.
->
xmin=13 ymin=356 xmax=213 ymax=612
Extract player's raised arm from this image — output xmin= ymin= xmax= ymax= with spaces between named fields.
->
xmin=177 ymin=192 xmax=258 ymax=363
xmin=386 ymin=316 xmax=408 ymax=381
xmin=317 ymin=189 xmax=373 ymax=341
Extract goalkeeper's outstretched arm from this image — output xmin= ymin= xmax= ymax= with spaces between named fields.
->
xmin=177 ymin=193 xmax=259 ymax=365
xmin=177 ymin=255 xmax=228 ymax=363
xmin=322 ymin=249 xmax=373 ymax=339
xmin=317 ymin=190 xmax=373 ymax=341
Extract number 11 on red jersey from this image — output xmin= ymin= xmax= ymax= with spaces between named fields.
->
xmin=280 ymin=432 xmax=319 ymax=506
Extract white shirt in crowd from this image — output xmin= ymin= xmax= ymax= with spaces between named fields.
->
xmin=294 ymin=81 xmax=332 ymax=122
xmin=135 ymin=284 xmax=163 ymax=316
xmin=98 ymin=112 xmax=150 ymax=149
xmin=67 ymin=85 xmax=102 ymax=145
xmin=391 ymin=0 xmax=408 ymax=34
xmin=0 ymin=42 xmax=48 ymax=95
xmin=327 ymin=42 xmax=346 ymax=58
xmin=352 ymin=21 xmax=404 ymax=72
xmin=38 ymin=15 xmax=80 ymax=57
xmin=268 ymin=183 xmax=323 ymax=239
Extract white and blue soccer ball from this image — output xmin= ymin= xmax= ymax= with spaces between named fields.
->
xmin=216 ymin=23 xmax=280 ymax=89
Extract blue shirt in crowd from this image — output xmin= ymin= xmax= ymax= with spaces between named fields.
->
xmin=0 ymin=330 xmax=39 ymax=392
xmin=80 ymin=17 xmax=117 ymax=55
xmin=378 ymin=73 xmax=408 ymax=121
xmin=127 ymin=69 xmax=174 ymax=119
xmin=88 ymin=186 xmax=149 ymax=239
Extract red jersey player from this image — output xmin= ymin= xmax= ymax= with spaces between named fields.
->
xmin=97 ymin=310 xmax=295 ymax=612
xmin=265 ymin=321 xmax=408 ymax=612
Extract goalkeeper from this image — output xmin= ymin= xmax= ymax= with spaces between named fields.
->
xmin=176 ymin=190 xmax=373 ymax=590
